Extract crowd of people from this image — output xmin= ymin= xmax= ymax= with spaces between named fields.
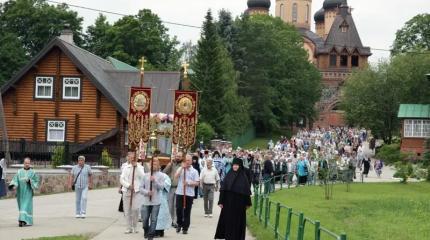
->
xmin=1 ymin=127 xmax=384 ymax=240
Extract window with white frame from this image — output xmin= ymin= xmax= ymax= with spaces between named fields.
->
xmin=47 ymin=121 xmax=66 ymax=142
xmin=404 ymin=119 xmax=430 ymax=138
xmin=63 ymin=77 xmax=81 ymax=99
xmin=35 ymin=76 xmax=54 ymax=99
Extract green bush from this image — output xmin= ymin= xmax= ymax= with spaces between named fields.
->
xmin=100 ymin=148 xmax=112 ymax=167
xmin=394 ymin=161 xmax=414 ymax=183
xmin=196 ymin=122 xmax=215 ymax=147
xmin=51 ymin=145 xmax=65 ymax=168
xmin=376 ymin=144 xmax=402 ymax=165
xmin=422 ymin=139 xmax=430 ymax=181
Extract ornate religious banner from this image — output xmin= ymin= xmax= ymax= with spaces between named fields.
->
xmin=128 ymin=87 xmax=152 ymax=149
xmin=172 ymin=90 xmax=198 ymax=148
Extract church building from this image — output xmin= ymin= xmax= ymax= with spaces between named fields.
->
xmin=246 ymin=0 xmax=372 ymax=128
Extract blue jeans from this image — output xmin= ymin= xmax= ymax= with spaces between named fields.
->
xmin=141 ymin=204 xmax=160 ymax=237
xmin=75 ymin=187 xmax=88 ymax=215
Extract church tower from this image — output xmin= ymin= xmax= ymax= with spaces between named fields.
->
xmin=246 ymin=0 xmax=271 ymax=15
xmin=276 ymin=0 xmax=312 ymax=30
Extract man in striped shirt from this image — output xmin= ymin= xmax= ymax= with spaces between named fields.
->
xmin=69 ymin=156 xmax=93 ymax=219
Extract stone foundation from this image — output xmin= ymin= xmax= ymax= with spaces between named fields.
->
xmin=3 ymin=168 xmax=120 ymax=198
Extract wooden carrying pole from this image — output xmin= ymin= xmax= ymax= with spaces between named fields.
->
xmin=149 ymin=157 xmax=154 ymax=201
xmin=130 ymin=165 xmax=136 ymax=208
xmin=182 ymin=149 xmax=187 ymax=209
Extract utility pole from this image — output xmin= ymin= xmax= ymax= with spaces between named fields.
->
xmin=0 ymin=92 xmax=11 ymax=166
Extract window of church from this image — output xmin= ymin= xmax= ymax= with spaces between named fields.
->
xmin=306 ymin=5 xmax=310 ymax=23
xmin=292 ymin=3 xmax=298 ymax=23
xmin=330 ymin=54 xmax=337 ymax=67
xmin=280 ymin=4 xmax=284 ymax=20
xmin=340 ymin=55 xmax=348 ymax=67
xmin=351 ymin=56 xmax=359 ymax=67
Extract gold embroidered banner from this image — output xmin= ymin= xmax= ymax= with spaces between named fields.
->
xmin=128 ymin=87 xmax=152 ymax=150
xmin=172 ymin=90 xmax=198 ymax=148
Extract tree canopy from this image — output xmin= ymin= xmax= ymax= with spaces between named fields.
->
xmin=232 ymin=15 xmax=321 ymax=133
xmin=392 ymin=14 xmax=430 ymax=55
xmin=0 ymin=0 xmax=83 ymax=85
xmin=85 ymin=10 xmax=181 ymax=71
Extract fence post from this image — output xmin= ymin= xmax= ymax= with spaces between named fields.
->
xmin=340 ymin=233 xmax=347 ymax=240
xmin=254 ymin=192 xmax=258 ymax=216
xmin=264 ymin=198 xmax=269 ymax=228
xmin=297 ymin=212 xmax=304 ymax=240
xmin=315 ymin=221 xmax=321 ymax=240
xmin=259 ymin=195 xmax=264 ymax=222
xmin=275 ymin=203 xmax=281 ymax=239
xmin=285 ymin=208 xmax=292 ymax=240
xmin=280 ymin=174 xmax=283 ymax=190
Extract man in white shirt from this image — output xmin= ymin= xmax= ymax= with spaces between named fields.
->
xmin=120 ymin=151 xmax=145 ymax=234
xmin=174 ymin=154 xmax=199 ymax=235
xmin=199 ymin=159 xmax=220 ymax=218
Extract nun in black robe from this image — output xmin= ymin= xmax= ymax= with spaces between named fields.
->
xmin=215 ymin=158 xmax=252 ymax=240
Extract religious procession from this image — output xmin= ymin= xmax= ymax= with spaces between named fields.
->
xmin=1 ymin=1 xmax=429 ymax=240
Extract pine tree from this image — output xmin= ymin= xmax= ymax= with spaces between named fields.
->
xmin=192 ymin=10 xmax=250 ymax=138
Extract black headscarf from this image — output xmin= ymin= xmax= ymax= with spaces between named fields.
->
xmin=221 ymin=158 xmax=252 ymax=196
xmin=192 ymin=155 xmax=200 ymax=172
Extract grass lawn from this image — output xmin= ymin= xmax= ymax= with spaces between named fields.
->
xmin=243 ymin=134 xmax=282 ymax=150
xmin=27 ymin=236 xmax=88 ymax=240
xmin=247 ymin=182 xmax=430 ymax=240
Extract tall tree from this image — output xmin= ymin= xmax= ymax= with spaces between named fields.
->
xmin=192 ymin=10 xmax=251 ymax=138
xmin=216 ymin=9 xmax=236 ymax=56
xmin=342 ymin=54 xmax=430 ymax=143
xmin=84 ymin=9 xmax=181 ymax=71
xmin=233 ymin=15 xmax=321 ymax=133
xmin=392 ymin=14 xmax=430 ymax=55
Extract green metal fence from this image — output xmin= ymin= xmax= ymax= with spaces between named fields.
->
xmin=231 ymin=126 xmax=256 ymax=148
xmin=251 ymin=176 xmax=347 ymax=240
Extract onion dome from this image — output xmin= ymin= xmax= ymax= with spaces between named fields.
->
xmin=314 ymin=8 xmax=325 ymax=22
xmin=247 ymin=0 xmax=271 ymax=9
xmin=323 ymin=0 xmax=347 ymax=10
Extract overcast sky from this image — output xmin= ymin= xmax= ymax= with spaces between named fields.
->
xmin=3 ymin=0 xmax=430 ymax=62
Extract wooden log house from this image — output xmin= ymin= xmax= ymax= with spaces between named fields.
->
xmin=0 ymin=30 xmax=180 ymax=166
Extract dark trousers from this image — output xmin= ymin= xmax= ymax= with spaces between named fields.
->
xmin=176 ymin=194 xmax=194 ymax=231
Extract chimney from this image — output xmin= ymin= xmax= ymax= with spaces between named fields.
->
xmin=59 ymin=24 xmax=74 ymax=45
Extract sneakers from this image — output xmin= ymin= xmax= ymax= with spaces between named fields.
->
xmin=80 ymin=214 xmax=86 ymax=219
xmin=133 ymin=228 xmax=138 ymax=234
xmin=75 ymin=214 xmax=81 ymax=218
xmin=183 ymin=229 xmax=188 ymax=234
xmin=204 ymin=214 xmax=209 ymax=217
xmin=124 ymin=229 xmax=133 ymax=234
xmin=208 ymin=214 xmax=213 ymax=218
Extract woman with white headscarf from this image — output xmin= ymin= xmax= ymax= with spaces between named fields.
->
xmin=0 ymin=153 xmax=6 ymax=198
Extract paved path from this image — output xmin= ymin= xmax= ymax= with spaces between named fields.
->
xmin=0 ymin=188 xmax=254 ymax=240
